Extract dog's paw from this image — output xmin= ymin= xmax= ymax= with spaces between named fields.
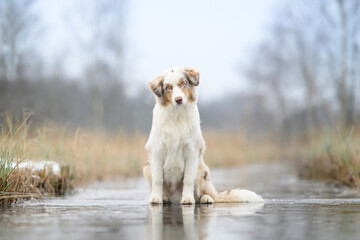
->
xmin=162 ymin=195 xmax=170 ymax=204
xmin=149 ymin=195 xmax=163 ymax=204
xmin=180 ymin=195 xmax=195 ymax=205
xmin=200 ymin=194 xmax=214 ymax=204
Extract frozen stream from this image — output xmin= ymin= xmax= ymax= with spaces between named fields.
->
xmin=1 ymin=162 xmax=360 ymax=240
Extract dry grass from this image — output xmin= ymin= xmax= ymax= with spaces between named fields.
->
xmin=38 ymin=128 xmax=148 ymax=181
xmin=296 ymin=126 xmax=360 ymax=187
xmin=0 ymin=113 xmax=279 ymax=204
xmin=0 ymin=113 xmax=74 ymax=204
xmin=204 ymin=131 xmax=279 ymax=167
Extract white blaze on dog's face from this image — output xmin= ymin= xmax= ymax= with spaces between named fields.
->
xmin=148 ymin=67 xmax=200 ymax=107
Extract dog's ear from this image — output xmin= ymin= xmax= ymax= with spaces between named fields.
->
xmin=148 ymin=75 xmax=164 ymax=97
xmin=183 ymin=67 xmax=200 ymax=86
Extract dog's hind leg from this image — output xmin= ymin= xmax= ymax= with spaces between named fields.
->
xmin=200 ymin=194 xmax=214 ymax=204
xmin=197 ymin=163 xmax=217 ymax=204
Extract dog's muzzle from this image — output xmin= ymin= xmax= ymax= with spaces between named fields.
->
xmin=175 ymin=96 xmax=183 ymax=105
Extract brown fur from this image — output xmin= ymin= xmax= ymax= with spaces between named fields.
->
xmin=148 ymin=75 xmax=164 ymax=98
xmin=203 ymin=171 xmax=208 ymax=180
xmin=160 ymin=84 xmax=173 ymax=107
xmin=178 ymin=78 xmax=185 ymax=86
xmin=183 ymin=67 xmax=200 ymax=86
xmin=148 ymin=69 xmax=198 ymax=107
xmin=196 ymin=162 xmax=217 ymax=199
xmin=177 ymin=78 xmax=196 ymax=103
xmin=186 ymin=87 xmax=196 ymax=102
xmin=148 ymin=76 xmax=172 ymax=106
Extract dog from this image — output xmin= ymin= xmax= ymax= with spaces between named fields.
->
xmin=143 ymin=67 xmax=264 ymax=204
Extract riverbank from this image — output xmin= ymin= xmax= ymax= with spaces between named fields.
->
xmin=295 ymin=127 xmax=360 ymax=188
xmin=0 ymin=161 xmax=74 ymax=204
xmin=0 ymin=115 xmax=279 ymax=204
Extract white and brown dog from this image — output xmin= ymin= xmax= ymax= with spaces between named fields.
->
xmin=143 ymin=67 xmax=264 ymax=204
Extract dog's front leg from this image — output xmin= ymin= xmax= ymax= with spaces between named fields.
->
xmin=149 ymin=151 xmax=164 ymax=204
xmin=181 ymin=150 xmax=198 ymax=205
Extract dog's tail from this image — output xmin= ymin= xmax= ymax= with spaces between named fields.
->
xmin=214 ymin=189 xmax=264 ymax=203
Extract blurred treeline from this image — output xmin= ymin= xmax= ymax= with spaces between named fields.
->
xmin=245 ymin=0 xmax=360 ymax=138
xmin=1 ymin=0 xmax=359 ymax=139
xmin=0 ymin=0 xmax=154 ymax=132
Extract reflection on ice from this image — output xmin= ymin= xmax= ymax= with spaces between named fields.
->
xmin=148 ymin=202 xmax=265 ymax=240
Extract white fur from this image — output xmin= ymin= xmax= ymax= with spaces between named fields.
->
xmin=145 ymin=67 xmax=264 ymax=205
xmin=146 ymin=67 xmax=201 ymax=204
xmin=215 ymin=189 xmax=264 ymax=203
xmin=235 ymin=190 xmax=264 ymax=203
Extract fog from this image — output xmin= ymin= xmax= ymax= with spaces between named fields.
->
xmin=1 ymin=0 xmax=359 ymax=138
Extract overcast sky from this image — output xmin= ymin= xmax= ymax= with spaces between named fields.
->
xmin=35 ymin=0 xmax=280 ymax=101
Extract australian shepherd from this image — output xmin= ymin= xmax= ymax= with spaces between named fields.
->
xmin=143 ymin=67 xmax=264 ymax=204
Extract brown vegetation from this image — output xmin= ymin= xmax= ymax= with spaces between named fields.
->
xmin=0 ymin=114 xmax=75 ymax=204
xmin=0 ymin=114 xmax=279 ymax=204
xmin=203 ymin=131 xmax=279 ymax=167
xmin=295 ymin=127 xmax=360 ymax=188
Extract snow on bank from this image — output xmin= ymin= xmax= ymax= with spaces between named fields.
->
xmin=10 ymin=160 xmax=60 ymax=174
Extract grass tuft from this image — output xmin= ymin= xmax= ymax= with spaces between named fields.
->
xmin=0 ymin=112 xmax=74 ymax=204
xmin=296 ymin=126 xmax=360 ymax=187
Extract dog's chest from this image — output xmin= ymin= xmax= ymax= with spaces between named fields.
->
xmin=161 ymin=121 xmax=194 ymax=187
xmin=151 ymin=104 xmax=200 ymax=189
xmin=162 ymin=142 xmax=188 ymax=188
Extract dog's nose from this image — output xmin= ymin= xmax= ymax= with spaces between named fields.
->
xmin=175 ymin=97 xmax=183 ymax=104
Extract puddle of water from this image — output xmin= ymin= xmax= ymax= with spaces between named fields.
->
xmin=1 ymin=163 xmax=360 ymax=240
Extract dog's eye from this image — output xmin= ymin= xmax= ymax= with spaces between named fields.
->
xmin=180 ymin=82 xmax=185 ymax=88
xmin=166 ymin=86 xmax=172 ymax=91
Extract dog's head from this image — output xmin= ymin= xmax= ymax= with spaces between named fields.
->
xmin=148 ymin=67 xmax=200 ymax=106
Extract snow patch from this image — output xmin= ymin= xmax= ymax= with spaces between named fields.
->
xmin=11 ymin=160 xmax=60 ymax=174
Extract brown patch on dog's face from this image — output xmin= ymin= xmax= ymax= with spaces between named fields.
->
xmin=148 ymin=75 xmax=172 ymax=106
xmin=178 ymin=78 xmax=196 ymax=103
xmin=148 ymin=75 xmax=164 ymax=97
xmin=160 ymin=83 xmax=173 ymax=106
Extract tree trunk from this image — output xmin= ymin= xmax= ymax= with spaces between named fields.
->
xmin=337 ymin=0 xmax=351 ymax=126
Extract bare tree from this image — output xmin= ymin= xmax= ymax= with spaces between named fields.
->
xmin=320 ymin=0 xmax=360 ymax=126
xmin=244 ymin=0 xmax=360 ymax=138
xmin=0 ymin=0 xmax=36 ymax=81
xmin=63 ymin=0 xmax=127 ymax=129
